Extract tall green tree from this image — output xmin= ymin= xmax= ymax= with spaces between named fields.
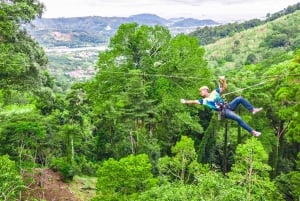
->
xmin=0 ymin=0 xmax=47 ymax=100
xmin=228 ymin=138 xmax=283 ymax=200
xmin=49 ymin=84 xmax=94 ymax=178
xmin=86 ymin=23 xmax=212 ymax=160
xmin=0 ymin=109 xmax=47 ymax=168
xmin=262 ymin=49 xmax=300 ymax=177
xmin=158 ymin=135 xmax=208 ymax=184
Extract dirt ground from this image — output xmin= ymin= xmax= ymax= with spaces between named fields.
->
xmin=22 ymin=168 xmax=83 ymax=201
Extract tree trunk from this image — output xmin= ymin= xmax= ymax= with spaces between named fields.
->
xmin=71 ymin=137 xmax=74 ymax=161
xmin=130 ymin=129 xmax=136 ymax=154
xmin=66 ymin=133 xmax=73 ymax=164
xmin=223 ymin=120 xmax=228 ymax=174
xmin=271 ymin=120 xmax=288 ymax=178
xmin=247 ymin=143 xmax=254 ymax=200
xmin=180 ymin=153 xmax=185 ymax=183
xmin=237 ymin=125 xmax=242 ymax=144
xmin=272 ymin=137 xmax=279 ymax=178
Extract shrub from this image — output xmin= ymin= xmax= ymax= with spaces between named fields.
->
xmin=50 ymin=157 xmax=75 ymax=182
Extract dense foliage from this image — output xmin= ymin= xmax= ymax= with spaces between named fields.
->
xmin=85 ymin=23 xmax=211 ymax=160
xmin=0 ymin=1 xmax=299 ymax=200
xmin=205 ymin=10 xmax=300 ymax=71
xmin=0 ymin=155 xmax=24 ymax=201
xmin=0 ymin=0 xmax=47 ymax=92
xmin=190 ymin=2 xmax=300 ymax=45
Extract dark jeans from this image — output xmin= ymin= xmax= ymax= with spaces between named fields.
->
xmin=224 ymin=96 xmax=254 ymax=133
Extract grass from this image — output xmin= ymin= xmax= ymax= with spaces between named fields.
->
xmin=69 ymin=175 xmax=97 ymax=201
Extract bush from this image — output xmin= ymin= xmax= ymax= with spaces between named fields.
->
xmin=50 ymin=157 xmax=75 ymax=182
xmin=93 ymin=154 xmax=158 ymax=200
xmin=0 ymin=155 xmax=24 ymax=200
xmin=75 ymin=155 xmax=99 ymax=176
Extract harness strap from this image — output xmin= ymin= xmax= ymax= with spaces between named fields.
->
xmin=217 ymin=102 xmax=229 ymax=120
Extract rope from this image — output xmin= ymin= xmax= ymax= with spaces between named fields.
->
xmin=221 ymin=72 xmax=299 ymax=97
xmin=2 ymin=60 xmax=299 ymax=85
xmin=1 ymin=60 xmax=300 ymax=80
xmin=96 ymin=70 xmax=214 ymax=81
xmin=222 ymin=80 xmax=270 ymax=97
xmin=96 ymin=71 xmax=300 ymax=82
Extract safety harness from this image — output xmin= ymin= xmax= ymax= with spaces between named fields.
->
xmin=217 ymin=102 xmax=229 ymax=120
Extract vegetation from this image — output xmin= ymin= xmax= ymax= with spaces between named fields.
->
xmin=190 ymin=2 xmax=300 ymax=45
xmin=0 ymin=1 xmax=299 ymax=200
xmin=0 ymin=155 xmax=24 ymax=201
xmin=204 ymin=10 xmax=300 ymax=70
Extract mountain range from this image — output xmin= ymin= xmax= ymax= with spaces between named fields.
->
xmin=26 ymin=14 xmax=219 ymax=48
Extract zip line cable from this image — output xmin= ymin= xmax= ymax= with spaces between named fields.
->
xmin=1 ymin=60 xmax=299 ymax=80
xmin=1 ymin=61 xmax=299 ymax=83
xmin=96 ymin=70 xmax=212 ymax=80
xmin=95 ymin=71 xmax=299 ymax=97
xmin=222 ymin=73 xmax=300 ymax=96
xmin=222 ymin=80 xmax=270 ymax=97
xmin=96 ymin=70 xmax=300 ymax=82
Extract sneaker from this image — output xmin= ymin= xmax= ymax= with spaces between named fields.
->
xmin=252 ymin=107 xmax=263 ymax=115
xmin=252 ymin=130 xmax=261 ymax=137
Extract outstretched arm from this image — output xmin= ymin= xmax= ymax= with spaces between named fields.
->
xmin=219 ymin=76 xmax=227 ymax=93
xmin=180 ymin=99 xmax=200 ymax=105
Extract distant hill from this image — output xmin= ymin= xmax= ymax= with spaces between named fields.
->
xmin=127 ymin=14 xmax=168 ymax=25
xmin=26 ymin=14 xmax=219 ymax=48
xmin=204 ymin=10 xmax=300 ymax=71
xmin=172 ymin=18 xmax=217 ymax=27
xmin=24 ymin=14 xmax=219 ymax=89
xmin=190 ymin=2 xmax=300 ymax=45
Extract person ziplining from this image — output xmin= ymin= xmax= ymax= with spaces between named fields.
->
xmin=180 ymin=76 xmax=263 ymax=137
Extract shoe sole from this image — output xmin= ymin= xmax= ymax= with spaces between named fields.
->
xmin=253 ymin=108 xmax=263 ymax=115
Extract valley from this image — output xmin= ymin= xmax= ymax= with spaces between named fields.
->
xmin=27 ymin=14 xmax=219 ymax=88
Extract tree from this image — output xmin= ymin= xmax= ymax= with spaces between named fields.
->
xmin=47 ymin=84 xmax=95 ymax=178
xmin=93 ymin=154 xmax=158 ymax=201
xmin=158 ymin=135 xmax=209 ymax=184
xmin=228 ymin=138 xmax=283 ymax=200
xmin=245 ymin=53 xmax=257 ymax=65
xmin=86 ymin=23 xmax=211 ymax=159
xmin=275 ymin=152 xmax=300 ymax=200
xmin=0 ymin=0 xmax=48 ymax=98
xmin=137 ymin=182 xmax=201 ymax=201
xmin=226 ymin=49 xmax=299 ymax=179
xmin=263 ymin=34 xmax=290 ymax=48
xmin=263 ymin=50 xmax=300 ymax=177
xmin=0 ymin=107 xmax=47 ymax=168
xmin=275 ymin=171 xmax=300 ymax=201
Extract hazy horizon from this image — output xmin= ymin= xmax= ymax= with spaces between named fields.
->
xmin=39 ymin=0 xmax=300 ymax=22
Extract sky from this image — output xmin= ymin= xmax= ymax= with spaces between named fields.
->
xmin=39 ymin=0 xmax=300 ymax=22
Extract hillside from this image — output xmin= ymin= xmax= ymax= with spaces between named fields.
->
xmin=27 ymin=14 xmax=219 ymax=48
xmin=190 ymin=2 xmax=300 ymax=45
xmin=22 ymin=168 xmax=96 ymax=201
xmin=204 ymin=10 xmax=300 ymax=72
xmin=42 ymin=10 xmax=300 ymax=89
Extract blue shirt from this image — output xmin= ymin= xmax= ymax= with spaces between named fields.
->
xmin=198 ymin=88 xmax=225 ymax=111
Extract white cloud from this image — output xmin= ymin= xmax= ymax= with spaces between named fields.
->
xmin=40 ymin=0 xmax=300 ymax=21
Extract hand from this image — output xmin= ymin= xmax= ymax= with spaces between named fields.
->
xmin=219 ymin=75 xmax=225 ymax=82
xmin=180 ymin=99 xmax=186 ymax=104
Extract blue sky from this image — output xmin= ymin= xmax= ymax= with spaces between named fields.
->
xmin=39 ymin=0 xmax=300 ymax=22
